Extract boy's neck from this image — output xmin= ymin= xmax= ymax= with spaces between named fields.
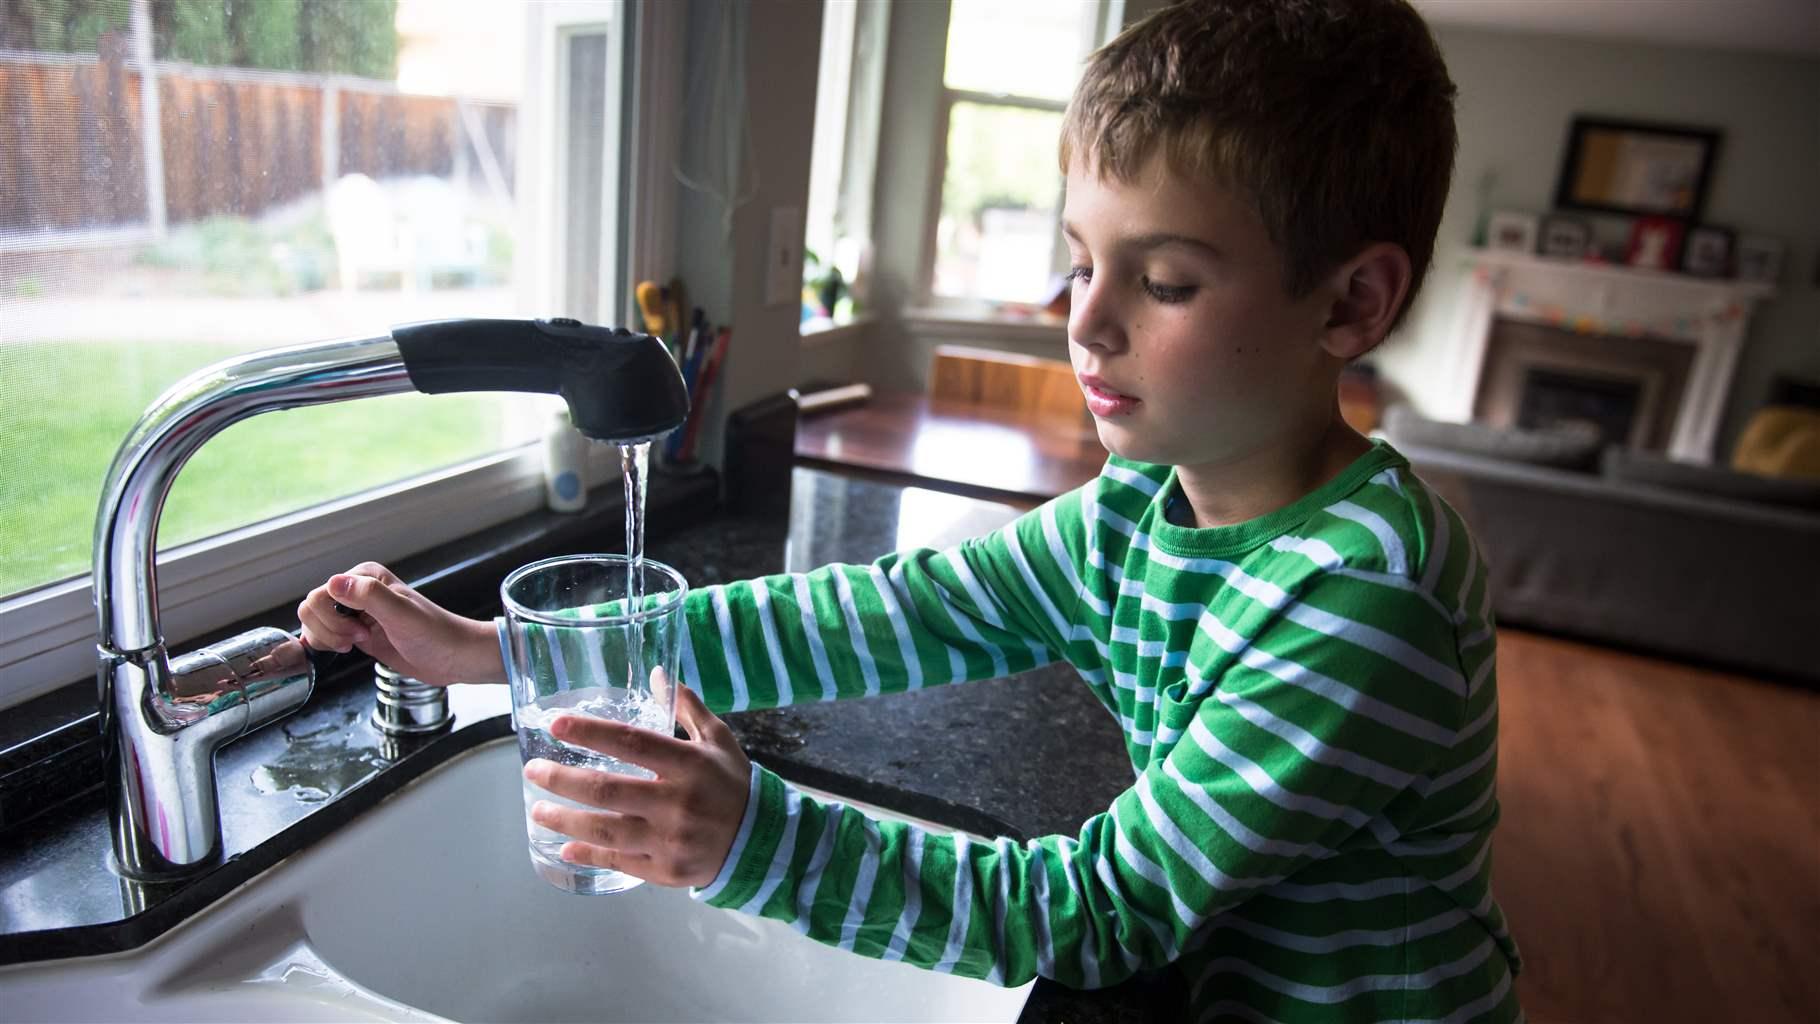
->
xmin=1172 ymin=407 xmax=1373 ymax=529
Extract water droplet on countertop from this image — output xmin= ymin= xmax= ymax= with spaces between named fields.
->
xmin=254 ymin=708 xmax=389 ymax=803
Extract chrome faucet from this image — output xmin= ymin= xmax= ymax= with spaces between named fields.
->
xmin=93 ymin=318 xmax=689 ymax=879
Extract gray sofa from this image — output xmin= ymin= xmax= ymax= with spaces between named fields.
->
xmin=1384 ymin=428 xmax=1820 ymax=685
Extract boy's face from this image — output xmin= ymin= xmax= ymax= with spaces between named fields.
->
xmin=1062 ymin=155 xmax=1337 ymax=471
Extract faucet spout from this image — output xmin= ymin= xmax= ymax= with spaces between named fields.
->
xmin=93 ymin=319 xmax=686 ymax=879
xmin=96 ymin=334 xmax=412 ymax=656
xmin=392 ymin=317 xmax=690 ymax=443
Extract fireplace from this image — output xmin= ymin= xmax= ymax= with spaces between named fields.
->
xmin=1518 ymin=370 xmax=1641 ymax=447
xmin=1442 ymin=251 xmax=1775 ymax=463
xmin=1473 ymin=318 xmax=1694 ymax=451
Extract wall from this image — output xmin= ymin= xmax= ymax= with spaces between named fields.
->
xmin=799 ymin=322 xmax=866 ymax=385
xmin=672 ymin=0 xmax=820 ymax=466
xmin=1380 ymin=27 xmax=1820 ymax=457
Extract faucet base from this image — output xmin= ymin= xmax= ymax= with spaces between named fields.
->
xmin=100 ymin=630 xmax=314 ymax=880
xmin=371 ymin=663 xmax=452 ymax=736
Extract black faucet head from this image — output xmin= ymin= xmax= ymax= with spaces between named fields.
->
xmin=392 ymin=317 xmax=690 ymax=442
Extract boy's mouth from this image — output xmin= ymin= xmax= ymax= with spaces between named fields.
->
xmin=1078 ymin=374 xmax=1139 ymax=417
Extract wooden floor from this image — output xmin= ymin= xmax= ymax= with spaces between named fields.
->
xmin=1493 ymin=629 xmax=1820 ymax=1023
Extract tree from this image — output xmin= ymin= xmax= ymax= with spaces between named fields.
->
xmin=297 ymin=0 xmax=396 ymax=80
xmin=234 ymin=0 xmax=302 ymax=72
xmin=0 ymin=0 xmax=130 ymax=53
xmin=0 ymin=0 xmax=397 ymax=81
xmin=166 ymin=0 xmax=232 ymax=66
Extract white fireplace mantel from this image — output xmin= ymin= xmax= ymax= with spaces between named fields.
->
xmin=1441 ymin=248 xmax=1776 ymax=463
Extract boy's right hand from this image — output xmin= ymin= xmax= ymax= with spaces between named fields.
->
xmin=298 ymin=562 xmax=505 ymax=686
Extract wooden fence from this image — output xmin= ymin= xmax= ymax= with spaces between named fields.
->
xmin=0 ymin=53 xmax=515 ymax=238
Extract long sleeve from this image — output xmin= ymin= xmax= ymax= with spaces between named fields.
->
xmin=676 ymin=490 xmax=1089 ymax=715
xmin=507 ymin=493 xmax=1085 ymax=711
xmin=684 ymin=451 xmax=1519 ymax=1018
xmin=689 ymin=570 xmax=1469 ymax=990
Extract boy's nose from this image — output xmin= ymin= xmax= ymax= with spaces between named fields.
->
xmin=1067 ymin=279 xmax=1127 ymax=354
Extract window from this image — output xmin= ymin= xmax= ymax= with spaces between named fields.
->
xmin=802 ymin=0 xmax=887 ymax=332
xmin=0 ymin=0 xmax=637 ymax=705
xmin=928 ymin=1 xmax=1111 ymax=308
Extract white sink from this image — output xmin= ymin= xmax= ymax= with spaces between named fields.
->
xmin=0 ymin=737 xmax=1033 ymax=1022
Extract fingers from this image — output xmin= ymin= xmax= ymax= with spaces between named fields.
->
xmin=348 ymin=561 xmax=403 ymax=587
xmin=526 ymin=772 xmax=681 ymax=885
xmin=352 ymin=623 xmax=407 ymax=669
xmin=524 ymin=759 xmax=668 ymax=818
xmin=298 ymin=592 xmax=369 ymax=653
xmin=557 ymin=841 xmax=657 ymax=880
xmin=328 ymin=570 xmax=412 ymax=624
xmin=299 ymin=562 xmax=403 ymax=654
xmin=673 ymin=680 xmax=734 ymax=747
xmin=530 ymin=798 xmax=656 ymax=851
xmin=530 ymin=681 xmax=751 ymax=890
xmin=549 ymin=713 xmax=695 ymax=777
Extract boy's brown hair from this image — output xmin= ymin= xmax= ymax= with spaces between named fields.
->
xmin=1061 ymin=0 xmax=1457 ymax=331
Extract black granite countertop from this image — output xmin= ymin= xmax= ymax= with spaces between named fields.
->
xmin=0 ymin=467 xmax=1176 ymax=1022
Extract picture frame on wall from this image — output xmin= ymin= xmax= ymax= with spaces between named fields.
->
xmin=1538 ymin=215 xmax=1592 ymax=260
xmin=1735 ymin=234 xmax=1784 ymax=283
xmin=1487 ymin=211 xmax=1539 ymax=254
xmin=1554 ymin=116 xmax=1722 ymax=221
xmin=1681 ymin=225 xmax=1734 ymax=278
xmin=1626 ymin=216 xmax=1685 ymax=271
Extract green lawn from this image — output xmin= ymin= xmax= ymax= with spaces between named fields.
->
xmin=0 ymin=341 xmax=525 ymax=596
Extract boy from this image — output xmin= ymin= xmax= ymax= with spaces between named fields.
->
xmin=300 ymin=0 xmax=1522 ymax=1018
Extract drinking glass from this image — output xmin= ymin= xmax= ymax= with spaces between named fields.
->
xmin=499 ymin=554 xmax=686 ymax=894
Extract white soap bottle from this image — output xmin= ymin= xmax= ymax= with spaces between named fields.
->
xmin=543 ymin=409 xmax=588 ymax=513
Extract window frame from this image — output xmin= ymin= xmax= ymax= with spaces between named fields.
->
xmin=919 ymin=86 xmax=1072 ymax=310
xmin=0 ymin=0 xmax=681 ymax=710
xmin=805 ymin=0 xmax=860 ymax=275
xmin=800 ymin=0 xmax=889 ymax=338
xmin=917 ymin=0 xmax=1122 ymax=312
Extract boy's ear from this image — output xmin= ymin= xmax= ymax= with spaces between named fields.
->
xmin=1318 ymin=242 xmax=1412 ymax=360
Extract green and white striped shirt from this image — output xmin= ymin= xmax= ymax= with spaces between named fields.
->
xmin=682 ymin=442 xmax=1521 ymax=1021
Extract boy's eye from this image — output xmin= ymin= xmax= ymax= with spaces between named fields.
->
xmin=1065 ymin=266 xmax=1092 ymax=285
xmin=1142 ymin=276 xmax=1196 ymax=304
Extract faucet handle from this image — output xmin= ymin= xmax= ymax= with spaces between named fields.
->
xmin=165 ymin=627 xmax=315 ymax=734
xmin=298 ymin=599 xmax=363 ymax=677
xmin=302 ymin=640 xmax=342 ymax=680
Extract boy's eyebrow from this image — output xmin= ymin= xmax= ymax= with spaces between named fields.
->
xmin=1061 ymin=220 xmax=1223 ymax=260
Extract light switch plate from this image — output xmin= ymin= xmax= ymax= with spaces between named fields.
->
xmin=765 ymin=205 xmax=803 ymax=308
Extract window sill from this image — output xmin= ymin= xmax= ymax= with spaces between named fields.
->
xmin=0 ymin=467 xmax=721 ymax=837
xmin=901 ymin=307 xmax=1068 ymax=344
xmin=3 ymin=446 xmax=541 ymax=708
xmin=1 ymin=433 xmax=651 ymax=709
xmin=800 ymin=314 xmax=877 ymax=348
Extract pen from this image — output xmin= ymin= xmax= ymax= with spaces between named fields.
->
xmin=679 ymin=326 xmax=731 ymax=462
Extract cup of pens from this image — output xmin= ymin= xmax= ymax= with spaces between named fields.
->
xmin=634 ymin=280 xmax=729 ymax=469
xmin=663 ymin=312 xmax=729 ymax=468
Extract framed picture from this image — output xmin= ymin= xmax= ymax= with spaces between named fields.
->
xmin=1538 ymin=215 xmax=1592 ymax=260
xmin=1626 ymin=216 xmax=1685 ymax=271
xmin=1681 ymin=225 xmax=1734 ymax=278
xmin=1735 ymin=234 xmax=1783 ymax=283
xmin=1487 ymin=211 xmax=1539 ymax=254
xmin=1554 ymin=117 xmax=1722 ymax=221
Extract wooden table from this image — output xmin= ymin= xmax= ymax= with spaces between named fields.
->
xmin=794 ymin=391 xmax=1108 ymax=508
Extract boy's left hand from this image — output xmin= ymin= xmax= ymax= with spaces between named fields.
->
xmin=524 ymin=682 xmax=751 ymax=889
